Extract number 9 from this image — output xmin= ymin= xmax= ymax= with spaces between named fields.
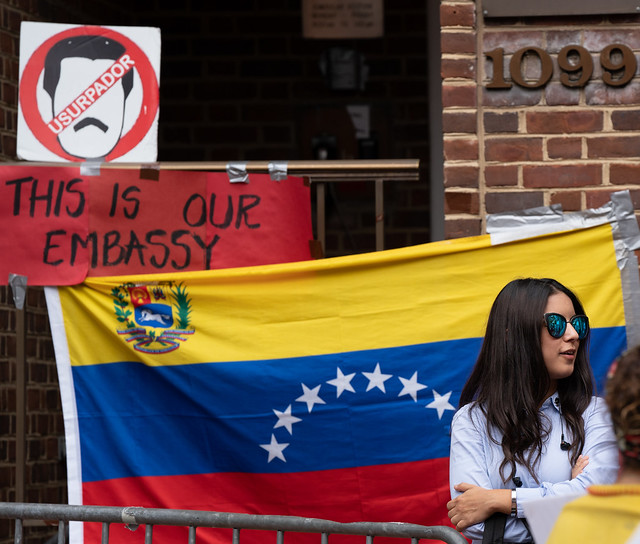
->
xmin=558 ymin=45 xmax=593 ymax=88
xmin=600 ymin=44 xmax=637 ymax=87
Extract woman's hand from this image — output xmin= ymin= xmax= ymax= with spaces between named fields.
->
xmin=571 ymin=454 xmax=589 ymax=478
xmin=446 ymin=483 xmax=510 ymax=531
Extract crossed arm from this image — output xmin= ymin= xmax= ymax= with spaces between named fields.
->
xmin=447 ymin=455 xmax=589 ymax=531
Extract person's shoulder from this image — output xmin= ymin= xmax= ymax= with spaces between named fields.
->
xmin=452 ymin=401 xmax=484 ymax=426
xmin=583 ymin=395 xmax=610 ymax=417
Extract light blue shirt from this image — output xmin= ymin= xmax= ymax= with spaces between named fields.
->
xmin=449 ymin=394 xmax=619 ymax=543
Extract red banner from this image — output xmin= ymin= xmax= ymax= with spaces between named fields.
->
xmin=0 ymin=166 xmax=313 ymax=285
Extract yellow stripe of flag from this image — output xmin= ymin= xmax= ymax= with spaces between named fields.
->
xmin=57 ymin=223 xmax=624 ymax=367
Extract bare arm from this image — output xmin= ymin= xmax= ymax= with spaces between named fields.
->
xmin=447 ymin=483 xmax=511 ymax=531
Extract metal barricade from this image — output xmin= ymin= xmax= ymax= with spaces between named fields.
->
xmin=0 ymin=503 xmax=466 ymax=544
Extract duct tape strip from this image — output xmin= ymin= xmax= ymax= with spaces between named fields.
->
xmin=8 ymin=273 xmax=27 ymax=310
xmin=609 ymin=190 xmax=640 ymax=348
xmin=226 ymin=162 xmax=249 ymax=184
xmin=268 ymin=161 xmax=288 ymax=181
xmin=139 ymin=163 xmax=161 ymax=181
xmin=80 ymin=161 xmax=101 ymax=176
xmin=487 ymin=203 xmax=612 ymax=245
xmin=121 ymin=507 xmax=139 ymax=530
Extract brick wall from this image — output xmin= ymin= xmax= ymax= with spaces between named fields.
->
xmin=441 ymin=0 xmax=640 ymax=238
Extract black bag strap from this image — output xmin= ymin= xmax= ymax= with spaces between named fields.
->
xmin=482 ymin=512 xmax=507 ymax=544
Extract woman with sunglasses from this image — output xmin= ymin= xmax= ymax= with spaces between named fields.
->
xmin=447 ymin=278 xmax=619 ymax=543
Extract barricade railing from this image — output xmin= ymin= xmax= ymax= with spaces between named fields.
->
xmin=0 ymin=503 xmax=466 ymax=544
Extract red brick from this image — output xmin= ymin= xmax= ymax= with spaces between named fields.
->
xmin=485 ymin=164 xmax=518 ymax=186
xmin=583 ymin=29 xmax=640 ymax=50
xmin=586 ymin=82 xmax=640 ymax=106
xmin=444 ymin=137 xmax=479 ymax=161
xmin=523 ymin=164 xmax=601 ymax=188
xmin=443 ymin=111 xmax=477 ymax=133
xmin=485 ymin=137 xmax=543 ymax=162
xmin=611 ymin=110 xmax=640 ymax=131
xmin=545 ymin=83 xmax=580 ymax=106
xmin=546 ymin=30 xmax=582 ymax=53
xmin=441 ymin=31 xmax=476 ymax=54
xmin=445 ymin=191 xmax=479 ymax=214
xmin=441 ymin=58 xmax=477 ymax=79
xmin=440 ymin=3 xmax=475 ymax=27
xmin=442 ymin=84 xmax=476 ymax=108
xmin=585 ymin=189 xmax=628 ymax=209
xmin=483 ymin=30 xmax=544 ymax=51
xmin=444 ymin=218 xmax=482 ymax=239
xmin=485 ymin=191 xmax=544 ymax=214
xmin=547 ymin=137 xmax=582 ymax=160
xmin=587 ymin=136 xmax=640 ymax=158
xmin=444 ymin=165 xmax=479 ymax=188
xmin=550 ymin=191 xmax=582 ymax=211
xmin=0 ymin=31 xmax=13 ymax=56
xmin=526 ymin=111 xmax=603 ymax=133
xmin=611 ymin=163 xmax=640 ymax=185
xmin=482 ymin=86 xmax=542 ymax=107
xmin=484 ymin=111 xmax=518 ymax=133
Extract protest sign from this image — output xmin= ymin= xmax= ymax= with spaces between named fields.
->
xmin=0 ymin=166 xmax=313 ymax=284
xmin=18 ymin=22 xmax=160 ymax=162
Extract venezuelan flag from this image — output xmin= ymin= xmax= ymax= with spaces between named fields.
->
xmin=46 ymin=222 xmax=631 ymax=544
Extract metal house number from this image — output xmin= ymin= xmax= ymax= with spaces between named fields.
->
xmin=485 ymin=44 xmax=637 ymax=89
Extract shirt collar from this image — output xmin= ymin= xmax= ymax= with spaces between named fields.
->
xmin=542 ymin=394 xmax=562 ymax=412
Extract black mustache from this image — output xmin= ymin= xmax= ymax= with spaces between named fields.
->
xmin=73 ymin=117 xmax=108 ymax=133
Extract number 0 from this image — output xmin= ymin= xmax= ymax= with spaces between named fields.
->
xmin=510 ymin=47 xmax=553 ymax=88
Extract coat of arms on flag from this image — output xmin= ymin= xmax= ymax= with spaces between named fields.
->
xmin=114 ymin=282 xmax=194 ymax=354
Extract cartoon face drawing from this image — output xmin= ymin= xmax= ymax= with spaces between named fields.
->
xmin=43 ymin=35 xmax=134 ymax=160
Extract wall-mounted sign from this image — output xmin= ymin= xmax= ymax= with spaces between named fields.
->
xmin=482 ymin=0 xmax=640 ymax=17
xmin=18 ymin=22 xmax=160 ymax=162
xmin=485 ymin=44 xmax=637 ymax=89
xmin=303 ymin=0 xmax=384 ymax=39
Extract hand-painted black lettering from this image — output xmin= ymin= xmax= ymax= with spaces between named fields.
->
xmin=193 ymin=233 xmax=221 ymax=270
xmin=171 ymin=230 xmax=192 ymax=269
xmin=53 ymin=180 xmax=65 ymax=216
xmin=121 ymin=186 xmax=141 ymax=219
xmin=103 ymin=231 xmax=125 ymax=266
xmin=108 ymin=184 xmax=140 ymax=219
xmin=208 ymin=194 xmax=233 ymax=228
xmin=6 ymin=176 xmax=34 ymax=216
xmin=65 ymin=179 xmax=85 ymax=217
xmin=146 ymin=229 xmax=170 ymax=268
xmin=109 ymin=183 xmax=120 ymax=217
xmin=183 ymin=194 xmax=206 ymax=227
xmin=236 ymin=194 xmax=261 ymax=229
xmin=70 ymin=232 xmax=98 ymax=267
xmin=29 ymin=179 xmax=55 ymax=217
xmin=123 ymin=230 xmax=146 ymax=265
xmin=43 ymin=229 xmax=66 ymax=266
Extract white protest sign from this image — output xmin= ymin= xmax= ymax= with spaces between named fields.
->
xmin=18 ymin=22 xmax=160 ymax=162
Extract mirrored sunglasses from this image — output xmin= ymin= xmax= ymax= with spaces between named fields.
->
xmin=543 ymin=312 xmax=589 ymax=340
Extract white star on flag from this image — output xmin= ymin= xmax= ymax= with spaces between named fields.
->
xmin=426 ymin=390 xmax=455 ymax=419
xmin=398 ymin=371 xmax=428 ymax=402
xmin=362 ymin=362 xmax=392 ymax=393
xmin=327 ymin=367 xmax=356 ymax=397
xmin=295 ymin=383 xmax=326 ymax=412
xmin=260 ymin=434 xmax=289 ymax=462
xmin=273 ymin=405 xmax=302 ymax=434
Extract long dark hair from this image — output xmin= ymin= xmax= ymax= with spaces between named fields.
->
xmin=459 ymin=278 xmax=593 ymax=483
